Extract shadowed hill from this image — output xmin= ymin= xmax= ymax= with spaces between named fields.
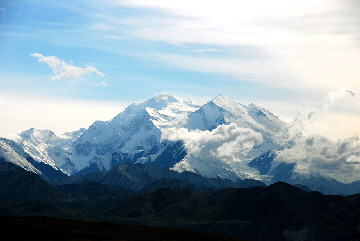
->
xmin=140 ymin=178 xmax=197 ymax=193
xmin=108 ymin=188 xmax=192 ymax=218
xmin=0 ymin=215 xmax=248 ymax=241
xmin=56 ymin=180 xmax=134 ymax=199
xmin=0 ymin=170 xmax=64 ymax=203
xmin=69 ymin=163 xmax=266 ymax=192
xmin=108 ymin=182 xmax=360 ymax=241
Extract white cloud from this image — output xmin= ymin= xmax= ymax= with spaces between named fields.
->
xmin=162 ymin=123 xmax=263 ymax=163
xmin=323 ymin=87 xmax=360 ymax=111
xmin=284 ymin=108 xmax=316 ymax=141
xmin=162 ymin=123 xmax=263 ymax=179
xmin=276 ymin=134 xmax=360 ymax=183
xmin=292 ymin=108 xmax=315 ymax=131
xmin=30 ymin=53 xmax=106 ymax=82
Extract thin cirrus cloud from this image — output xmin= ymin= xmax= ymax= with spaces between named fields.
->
xmin=104 ymin=0 xmax=360 ymax=94
xmin=30 ymin=53 xmax=106 ymax=83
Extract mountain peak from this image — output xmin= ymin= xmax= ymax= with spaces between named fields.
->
xmin=211 ymin=95 xmax=232 ymax=104
xmin=208 ymin=95 xmax=247 ymax=114
xmin=152 ymin=93 xmax=179 ymax=102
xmin=117 ymin=94 xmax=201 ymax=121
xmin=19 ymin=128 xmax=56 ymax=140
xmin=128 ymin=94 xmax=182 ymax=112
xmin=210 ymin=95 xmax=242 ymax=108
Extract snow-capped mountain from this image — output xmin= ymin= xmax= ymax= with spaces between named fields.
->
xmin=186 ymin=95 xmax=290 ymax=154
xmin=186 ymin=95 xmax=282 ymax=132
xmin=5 ymin=93 xmax=360 ymax=195
xmin=0 ymin=138 xmax=41 ymax=174
xmin=162 ymin=95 xmax=294 ymax=180
xmin=15 ymin=128 xmax=85 ymax=174
xmin=12 ymin=94 xmax=297 ymax=181
xmin=70 ymin=94 xmax=201 ymax=172
xmin=0 ymin=138 xmax=67 ymax=180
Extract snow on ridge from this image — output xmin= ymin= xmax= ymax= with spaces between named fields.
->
xmin=0 ymin=139 xmax=41 ymax=174
xmin=14 ymin=128 xmax=82 ymax=174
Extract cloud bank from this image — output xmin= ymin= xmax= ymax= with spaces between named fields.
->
xmin=276 ymin=135 xmax=360 ymax=183
xmin=162 ymin=123 xmax=263 ymax=164
xmin=30 ymin=53 xmax=106 ymax=82
xmin=162 ymin=123 xmax=263 ymax=179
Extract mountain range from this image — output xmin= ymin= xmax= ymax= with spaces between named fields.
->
xmin=3 ymin=93 xmax=360 ymax=195
xmin=2 ymin=92 xmax=360 ymax=241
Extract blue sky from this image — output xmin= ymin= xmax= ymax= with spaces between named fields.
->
xmin=1 ymin=0 xmax=360 ymax=139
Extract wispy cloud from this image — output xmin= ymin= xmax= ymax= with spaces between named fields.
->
xmin=100 ymin=0 xmax=360 ymax=94
xmin=287 ymin=108 xmax=316 ymax=139
xmin=30 ymin=53 xmax=106 ymax=83
xmin=152 ymin=52 xmax=297 ymax=87
xmin=0 ymin=7 xmax=5 ymax=20
xmin=99 ymin=81 xmax=109 ymax=87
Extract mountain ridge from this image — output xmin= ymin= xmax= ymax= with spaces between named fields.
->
xmin=6 ymin=93 xmax=360 ymax=194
